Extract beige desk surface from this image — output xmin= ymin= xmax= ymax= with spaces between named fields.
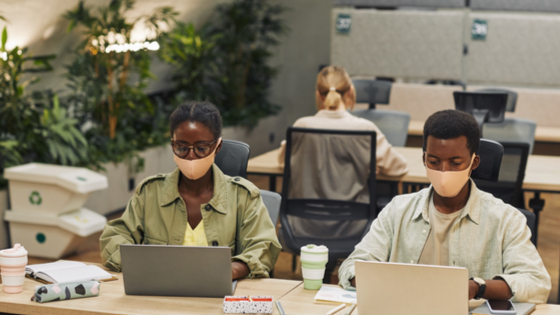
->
xmin=247 ymin=147 xmax=560 ymax=193
xmin=408 ymin=120 xmax=560 ymax=143
xmin=278 ymin=284 xmax=560 ymax=315
xmin=0 ymin=266 xmax=301 ymax=315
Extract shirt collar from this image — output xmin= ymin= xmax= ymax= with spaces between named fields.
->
xmin=315 ymin=109 xmax=351 ymax=119
xmin=160 ymin=164 xmax=229 ymax=215
xmin=411 ymin=179 xmax=481 ymax=225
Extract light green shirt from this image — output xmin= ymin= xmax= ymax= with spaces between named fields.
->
xmin=99 ymin=164 xmax=282 ymax=279
xmin=338 ymin=180 xmax=551 ymax=304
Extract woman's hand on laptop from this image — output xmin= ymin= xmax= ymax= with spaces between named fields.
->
xmin=232 ymin=261 xmax=250 ymax=280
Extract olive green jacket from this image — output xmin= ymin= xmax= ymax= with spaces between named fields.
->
xmin=99 ymin=164 xmax=281 ymax=278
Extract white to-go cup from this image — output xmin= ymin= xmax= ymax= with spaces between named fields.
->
xmin=0 ymin=244 xmax=28 ymax=294
xmin=300 ymin=244 xmax=329 ymax=290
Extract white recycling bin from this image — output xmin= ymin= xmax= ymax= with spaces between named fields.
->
xmin=4 ymin=208 xmax=107 ymax=259
xmin=2 ymin=163 xmax=109 ymax=258
xmin=4 ymin=163 xmax=108 ymax=216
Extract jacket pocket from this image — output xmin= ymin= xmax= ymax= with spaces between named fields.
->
xmin=144 ymin=235 xmax=168 ymax=245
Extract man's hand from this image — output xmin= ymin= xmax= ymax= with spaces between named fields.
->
xmin=468 ymin=280 xmax=479 ymax=300
xmin=468 ymin=279 xmax=513 ymax=301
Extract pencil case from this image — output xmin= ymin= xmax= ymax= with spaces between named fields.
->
xmin=32 ymin=281 xmax=100 ymax=303
xmin=223 ymin=295 xmax=273 ymax=314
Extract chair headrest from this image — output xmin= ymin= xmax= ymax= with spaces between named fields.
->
xmin=471 ymin=139 xmax=504 ymax=182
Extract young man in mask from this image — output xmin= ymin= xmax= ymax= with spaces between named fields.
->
xmin=338 ymin=110 xmax=551 ymax=303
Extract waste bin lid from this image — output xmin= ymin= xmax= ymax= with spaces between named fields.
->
xmin=4 ymin=163 xmax=108 ymax=194
xmin=4 ymin=208 xmax=107 ymax=237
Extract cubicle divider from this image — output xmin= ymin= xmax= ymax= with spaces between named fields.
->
xmin=332 ymin=7 xmax=560 ymax=89
xmin=470 ymin=0 xmax=560 ymax=13
xmin=333 ymin=0 xmax=465 ymax=8
xmin=466 ymin=12 xmax=560 ymax=87
xmin=331 ymin=9 xmax=464 ymax=81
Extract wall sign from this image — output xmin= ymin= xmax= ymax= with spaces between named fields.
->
xmin=472 ymin=19 xmax=488 ymax=40
xmin=336 ymin=14 xmax=352 ymax=34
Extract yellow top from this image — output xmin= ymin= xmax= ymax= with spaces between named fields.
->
xmin=182 ymin=220 xmax=208 ymax=246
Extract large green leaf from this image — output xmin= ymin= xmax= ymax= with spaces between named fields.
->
xmin=1 ymin=26 xmax=7 ymax=50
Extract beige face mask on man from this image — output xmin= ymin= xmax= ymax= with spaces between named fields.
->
xmin=174 ymin=138 xmax=222 ymax=180
xmin=425 ymin=154 xmax=475 ymax=198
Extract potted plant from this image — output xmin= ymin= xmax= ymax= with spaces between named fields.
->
xmin=159 ymin=0 xmax=288 ymax=129
xmin=62 ymin=0 xmax=179 ymax=214
xmin=0 ymin=22 xmax=88 ymax=248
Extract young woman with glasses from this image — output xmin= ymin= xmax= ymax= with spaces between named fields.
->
xmin=100 ymin=101 xmax=281 ymax=280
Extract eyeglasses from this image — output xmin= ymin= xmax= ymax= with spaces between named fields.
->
xmin=171 ymin=138 xmax=219 ymax=159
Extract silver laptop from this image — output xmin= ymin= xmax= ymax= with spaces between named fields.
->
xmin=355 ymin=261 xmax=469 ymax=315
xmin=120 ymin=244 xmax=233 ymax=297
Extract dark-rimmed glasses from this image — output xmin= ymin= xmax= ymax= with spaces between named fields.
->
xmin=171 ymin=138 xmax=219 ymax=159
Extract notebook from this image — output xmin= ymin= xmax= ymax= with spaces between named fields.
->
xmin=120 ymin=244 xmax=233 ymax=297
xmin=26 ymin=261 xmax=113 ymax=284
xmin=314 ymin=286 xmax=356 ymax=305
xmin=355 ymin=261 xmax=469 ymax=315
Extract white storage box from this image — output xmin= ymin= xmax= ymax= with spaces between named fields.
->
xmin=4 ymin=163 xmax=108 ymax=216
xmin=4 ymin=208 xmax=107 ymax=259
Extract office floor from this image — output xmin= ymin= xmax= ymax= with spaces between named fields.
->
xmin=24 ymin=176 xmax=560 ymax=304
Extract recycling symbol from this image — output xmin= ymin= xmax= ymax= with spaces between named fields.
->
xmin=29 ymin=191 xmax=42 ymax=205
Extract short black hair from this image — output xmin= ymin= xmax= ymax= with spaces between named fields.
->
xmin=169 ymin=101 xmax=222 ymax=139
xmin=423 ymin=110 xmax=480 ymax=155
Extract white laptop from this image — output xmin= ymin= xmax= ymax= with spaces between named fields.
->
xmin=355 ymin=261 xmax=469 ymax=315
xmin=120 ymin=244 xmax=235 ymax=297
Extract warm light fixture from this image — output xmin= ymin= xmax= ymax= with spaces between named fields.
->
xmin=90 ymin=31 xmax=159 ymax=54
xmin=105 ymin=41 xmax=159 ymax=53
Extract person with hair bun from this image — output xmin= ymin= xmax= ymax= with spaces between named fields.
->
xmin=279 ymin=65 xmax=408 ymax=177
xmin=100 ymin=101 xmax=281 ymax=280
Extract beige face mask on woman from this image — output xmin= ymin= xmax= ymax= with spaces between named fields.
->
xmin=174 ymin=138 xmax=222 ymax=180
xmin=425 ymin=154 xmax=475 ymax=198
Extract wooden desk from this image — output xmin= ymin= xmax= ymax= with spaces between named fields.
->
xmin=0 ymin=267 xmax=301 ymax=315
xmin=408 ymin=120 xmax=560 ymax=144
xmin=277 ymin=284 xmax=560 ymax=315
xmin=247 ymin=147 xmax=560 ymax=193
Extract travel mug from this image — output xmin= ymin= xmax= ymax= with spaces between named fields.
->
xmin=300 ymin=244 xmax=328 ymax=290
xmin=0 ymin=243 xmax=28 ymax=294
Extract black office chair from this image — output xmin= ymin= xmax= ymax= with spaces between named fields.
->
xmin=473 ymin=141 xmax=529 ymax=210
xmin=260 ymin=189 xmax=281 ymax=226
xmin=518 ymin=208 xmax=537 ymax=246
xmin=471 ymin=140 xmax=536 ymax=246
xmin=214 ymin=140 xmax=251 ymax=178
xmin=475 ymin=88 xmax=518 ymax=113
xmin=279 ymin=127 xmax=377 ymax=282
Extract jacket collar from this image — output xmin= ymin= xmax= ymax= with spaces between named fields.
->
xmin=160 ymin=164 xmax=229 ymax=214
xmin=411 ymin=179 xmax=481 ymax=225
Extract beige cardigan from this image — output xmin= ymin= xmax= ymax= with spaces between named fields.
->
xmin=278 ymin=109 xmax=409 ymax=177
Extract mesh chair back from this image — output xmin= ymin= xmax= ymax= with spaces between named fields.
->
xmin=476 ymin=88 xmax=518 ymax=112
xmin=260 ymin=190 xmax=281 ymax=226
xmin=351 ymin=109 xmax=410 ymax=147
xmin=474 ymin=141 xmax=529 ymax=209
xmin=279 ymin=127 xmax=377 ymax=259
xmin=214 ymin=140 xmax=251 ymax=178
xmin=353 ymin=79 xmax=392 ymax=108
xmin=482 ymin=118 xmax=536 ymax=154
